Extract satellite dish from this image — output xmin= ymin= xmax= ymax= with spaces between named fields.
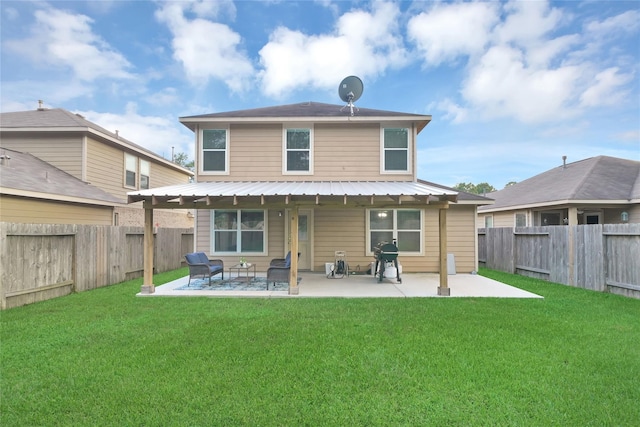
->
xmin=339 ymin=76 xmax=363 ymax=116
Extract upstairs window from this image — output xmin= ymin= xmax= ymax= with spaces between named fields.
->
xmin=124 ymin=153 xmax=137 ymax=188
xmin=382 ymin=128 xmax=409 ymax=172
xmin=284 ymin=127 xmax=312 ymax=173
xmin=140 ymin=160 xmax=150 ymax=189
xmin=202 ymin=129 xmax=227 ymax=173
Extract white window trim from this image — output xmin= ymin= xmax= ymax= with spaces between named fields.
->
xmin=282 ymin=124 xmax=314 ymax=175
xmin=199 ymin=126 xmax=230 ymax=175
xmin=210 ymin=209 xmax=268 ymax=255
xmin=380 ymin=124 xmax=411 ymax=174
xmin=124 ymin=153 xmax=137 ymax=189
xmin=365 ymin=208 xmax=423 ymax=256
xmin=140 ymin=159 xmax=150 ymax=190
xmin=484 ymin=215 xmax=494 ymax=228
xmin=514 ymin=212 xmax=527 ymax=227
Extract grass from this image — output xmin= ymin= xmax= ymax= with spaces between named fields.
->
xmin=2 ymin=268 xmax=639 ymax=426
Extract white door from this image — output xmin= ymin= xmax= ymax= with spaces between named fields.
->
xmin=287 ymin=209 xmax=312 ymax=270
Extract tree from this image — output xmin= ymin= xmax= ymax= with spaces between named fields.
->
xmin=453 ymin=182 xmax=497 ymax=195
xmin=173 ymin=152 xmax=194 ymax=171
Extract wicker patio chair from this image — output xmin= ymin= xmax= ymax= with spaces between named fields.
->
xmin=184 ymin=252 xmax=224 ymax=286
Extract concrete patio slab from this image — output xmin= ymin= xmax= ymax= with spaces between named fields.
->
xmin=138 ymin=272 xmax=542 ymax=299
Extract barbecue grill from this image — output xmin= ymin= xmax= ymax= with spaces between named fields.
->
xmin=373 ymin=241 xmax=402 ymax=283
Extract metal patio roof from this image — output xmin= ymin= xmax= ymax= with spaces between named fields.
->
xmin=128 ymin=180 xmax=458 ymax=208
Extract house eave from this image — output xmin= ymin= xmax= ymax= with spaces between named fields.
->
xmin=1 ymin=187 xmax=127 ymax=207
xmin=479 ymin=199 xmax=636 ymax=213
xmin=179 ymin=115 xmax=431 ymax=134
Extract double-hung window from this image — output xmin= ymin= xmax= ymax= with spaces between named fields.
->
xmin=382 ymin=128 xmax=409 ymax=172
xmin=368 ymin=209 xmax=422 ymax=254
xmin=140 ymin=160 xmax=150 ymax=189
xmin=202 ymin=128 xmax=228 ymax=173
xmin=284 ymin=126 xmax=312 ymax=174
xmin=212 ymin=210 xmax=265 ymax=254
xmin=124 ymin=153 xmax=137 ymax=188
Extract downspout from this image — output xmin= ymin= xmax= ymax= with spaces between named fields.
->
xmin=438 ymin=203 xmax=450 ymax=296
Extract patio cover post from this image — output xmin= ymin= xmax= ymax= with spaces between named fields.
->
xmin=289 ymin=206 xmax=299 ymax=295
xmin=140 ymin=205 xmax=155 ymax=294
xmin=438 ymin=204 xmax=450 ymax=296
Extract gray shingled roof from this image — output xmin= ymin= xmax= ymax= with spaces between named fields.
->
xmin=0 ymin=148 xmax=124 ymax=205
xmin=479 ymin=156 xmax=640 ymax=211
xmin=180 ymin=101 xmax=432 ymax=132
xmin=181 ymin=102 xmax=429 ymax=119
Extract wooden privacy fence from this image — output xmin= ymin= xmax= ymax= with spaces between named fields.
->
xmin=0 ymin=223 xmax=193 ymax=309
xmin=478 ymin=224 xmax=640 ymax=299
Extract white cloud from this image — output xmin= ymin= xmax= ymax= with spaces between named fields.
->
xmin=258 ymin=2 xmax=407 ymax=97
xmin=407 ymin=2 xmax=498 ymax=66
xmin=4 ymin=8 xmax=133 ymax=81
xmin=414 ymin=0 xmax=638 ymax=125
xmin=585 ymin=9 xmax=640 ymax=37
xmin=580 ymin=67 xmax=634 ymax=107
xmin=78 ymin=103 xmax=194 ymax=161
xmin=155 ymin=2 xmax=253 ymax=92
xmin=433 ymin=98 xmax=469 ymax=124
xmin=462 ymin=45 xmax=582 ymax=123
xmin=493 ymin=0 xmax=564 ymax=47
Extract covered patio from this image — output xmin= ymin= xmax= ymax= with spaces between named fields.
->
xmin=138 ymin=272 xmax=542 ymax=299
xmin=128 ymin=180 xmax=463 ymax=296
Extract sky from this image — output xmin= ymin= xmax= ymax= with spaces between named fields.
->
xmin=1 ymin=0 xmax=639 ymax=189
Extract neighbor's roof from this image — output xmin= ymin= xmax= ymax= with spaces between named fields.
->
xmin=1 ymin=148 xmax=125 ymax=206
xmin=0 ymin=108 xmax=193 ymax=176
xmin=180 ymin=102 xmax=432 ymax=133
xmin=128 ymin=180 xmax=458 ymax=206
xmin=479 ymin=156 xmax=640 ymax=212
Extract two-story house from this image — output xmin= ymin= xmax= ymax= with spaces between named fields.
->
xmin=128 ymin=102 xmax=491 ymax=294
xmin=0 ymin=106 xmax=194 ymax=226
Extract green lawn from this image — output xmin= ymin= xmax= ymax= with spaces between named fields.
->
xmin=2 ymin=268 xmax=639 ymax=426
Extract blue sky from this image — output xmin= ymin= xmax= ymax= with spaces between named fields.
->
xmin=1 ymin=0 xmax=638 ymax=189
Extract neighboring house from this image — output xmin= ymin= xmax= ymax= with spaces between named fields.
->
xmin=1 ymin=148 xmax=123 ymax=224
xmin=129 ymin=101 xmax=491 ymax=294
xmin=0 ymin=106 xmax=194 ymax=227
xmin=478 ymin=156 xmax=640 ymax=228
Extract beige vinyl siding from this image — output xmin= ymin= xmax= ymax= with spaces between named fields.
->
xmin=445 ymin=205 xmax=477 ymax=273
xmin=0 ymin=133 xmax=83 ymax=179
xmin=314 ymin=209 xmax=368 ymax=272
xmin=86 ymin=138 xmax=191 ymax=200
xmin=0 ymin=196 xmax=113 ymax=225
xmin=149 ymin=162 xmax=190 ymax=187
xmin=195 ymin=122 xmax=414 ymax=182
xmin=491 ymin=211 xmax=519 ymax=228
xmin=86 ymin=138 xmax=128 ymax=199
xmin=228 ymin=124 xmax=282 ymax=179
xmin=315 ymin=123 xmax=411 ymax=181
